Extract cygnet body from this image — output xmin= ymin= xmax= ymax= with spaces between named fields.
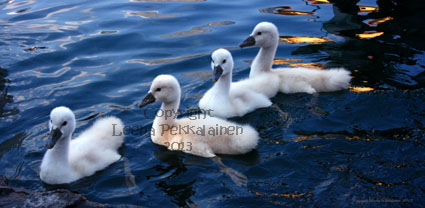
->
xmin=139 ymin=74 xmax=259 ymax=158
xmin=240 ymin=22 xmax=351 ymax=94
xmin=199 ymin=49 xmax=272 ymax=118
xmin=40 ymin=107 xmax=124 ymax=184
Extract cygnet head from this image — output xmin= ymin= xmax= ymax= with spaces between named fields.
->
xmin=239 ymin=22 xmax=279 ymax=48
xmin=211 ymin=48 xmax=234 ymax=82
xmin=47 ymin=106 xmax=76 ymax=149
xmin=139 ymin=75 xmax=181 ymax=108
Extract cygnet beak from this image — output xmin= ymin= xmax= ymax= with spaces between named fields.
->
xmin=239 ymin=36 xmax=256 ymax=48
xmin=47 ymin=128 xmax=62 ymax=149
xmin=212 ymin=65 xmax=223 ymax=83
xmin=139 ymin=92 xmax=156 ymax=108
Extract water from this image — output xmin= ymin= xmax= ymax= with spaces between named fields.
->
xmin=1 ymin=0 xmax=425 ymax=206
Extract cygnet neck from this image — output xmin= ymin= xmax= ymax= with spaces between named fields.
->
xmin=46 ymin=134 xmax=71 ymax=166
xmin=158 ymin=99 xmax=180 ymax=125
xmin=213 ymin=72 xmax=232 ymax=95
xmin=250 ymin=42 xmax=278 ymax=78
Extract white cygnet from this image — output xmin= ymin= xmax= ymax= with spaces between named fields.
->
xmin=199 ymin=48 xmax=272 ymax=118
xmin=139 ymin=74 xmax=259 ymax=158
xmin=240 ymin=22 xmax=351 ymax=94
xmin=40 ymin=106 xmax=124 ymax=184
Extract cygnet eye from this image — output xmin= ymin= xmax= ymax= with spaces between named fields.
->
xmin=62 ymin=121 xmax=67 ymax=126
xmin=257 ymin=32 xmax=262 ymax=35
xmin=156 ymin=88 xmax=161 ymax=92
xmin=222 ymin=59 xmax=226 ymax=64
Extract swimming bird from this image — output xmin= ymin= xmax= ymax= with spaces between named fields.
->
xmin=40 ymin=106 xmax=124 ymax=184
xmin=199 ymin=48 xmax=273 ymax=118
xmin=239 ymin=22 xmax=351 ymax=94
xmin=139 ymin=74 xmax=259 ymax=158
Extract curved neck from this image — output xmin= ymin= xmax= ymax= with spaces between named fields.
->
xmin=212 ymin=73 xmax=231 ymax=95
xmin=151 ymin=98 xmax=180 ymax=144
xmin=46 ymin=134 xmax=71 ymax=166
xmin=249 ymin=43 xmax=278 ymax=78
xmin=156 ymin=99 xmax=180 ymax=125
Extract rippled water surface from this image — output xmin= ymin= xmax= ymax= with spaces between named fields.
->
xmin=1 ymin=0 xmax=425 ymax=206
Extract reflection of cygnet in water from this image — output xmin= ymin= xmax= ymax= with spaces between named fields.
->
xmin=138 ymin=74 xmax=259 ymax=158
xmin=323 ymin=0 xmax=367 ymax=35
xmin=153 ymin=148 xmax=251 ymax=187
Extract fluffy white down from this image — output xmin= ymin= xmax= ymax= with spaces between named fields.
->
xmin=277 ymin=67 xmax=351 ymax=94
xmin=69 ymin=117 xmax=124 ymax=176
xmin=199 ymin=49 xmax=272 ymax=118
xmin=40 ymin=107 xmax=124 ymax=184
xmin=152 ymin=116 xmax=259 ymax=158
xmin=143 ymin=74 xmax=259 ymax=158
xmin=243 ymin=22 xmax=351 ymax=94
xmin=232 ymin=72 xmax=280 ymax=98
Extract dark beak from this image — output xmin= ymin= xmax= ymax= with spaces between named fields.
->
xmin=239 ymin=36 xmax=256 ymax=48
xmin=47 ymin=128 xmax=62 ymax=149
xmin=139 ymin=92 xmax=156 ymax=108
xmin=212 ymin=65 xmax=223 ymax=83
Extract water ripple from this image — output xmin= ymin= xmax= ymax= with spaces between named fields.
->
xmin=130 ymin=0 xmax=205 ymax=2
xmin=127 ymin=11 xmax=180 ymax=18
xmin=3 ymin=0 xmax=35 ymax=10
xmin=161 ymin=21 xmax=235 ymax=38
xmin=8 ymin=4 xmax=80 ymax=22
xmin=128 ymin=51 xmax=209 ymax=65
xmin=259 ymin=6 xmax=316 ymax=16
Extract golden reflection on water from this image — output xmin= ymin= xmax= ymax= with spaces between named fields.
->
xmin=273 ymin=59 xmax=324 ymax=69
xmin=349 ymin=86 xmax=374 ymax=92
xmin=280 ymin=36 xmax=333 ymax=44
xmin=306 ymin=0 xmax=330 ymax=5
xmin=278 ymin=10 xmax=315 ymax=16
xmin=367 ymin=17 xmax=393 ymax=25
xmin=274 ymin=58 xmax=302 ymax=63
xmin=356 ymin=31 xmax=384 ymax=39
xmin=259 ymin=6 xmax=315 ymax=16
xmin=358 ymin=5 xmax=379 ymax=13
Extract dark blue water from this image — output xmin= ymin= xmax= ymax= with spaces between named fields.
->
xmin=1 ymin=0 xmax=425 ymax=206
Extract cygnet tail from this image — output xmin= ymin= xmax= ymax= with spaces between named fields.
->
xmin=320 ymin=68 xmax=351 ymax=92
xmin=232 ymin=124 xmax=259 ymax=154
xmin=88 ymin=116 xmax=125 ymax=150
